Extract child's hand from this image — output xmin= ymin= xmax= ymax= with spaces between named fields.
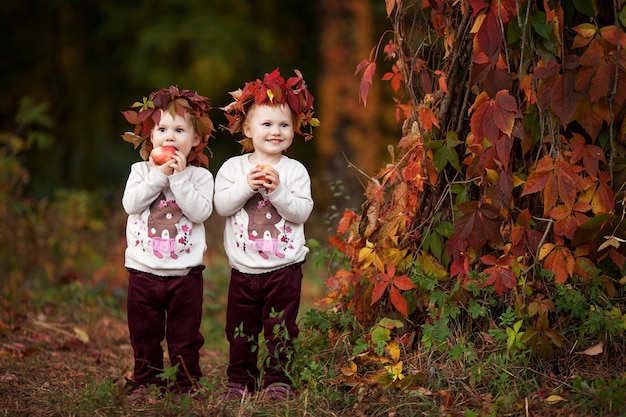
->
xmin=149 ymin=150 xmax=187 ymax=175
xmin=248 ymin=165 xmax=279 ymax=192
xmin=170 ymin=150 xmax=188 ymax=174
xmin=149 ymin=156 xmax=175 ymax=176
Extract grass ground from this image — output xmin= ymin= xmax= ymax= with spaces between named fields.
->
xmin=1 ymin=221 xmax=625 ymax=416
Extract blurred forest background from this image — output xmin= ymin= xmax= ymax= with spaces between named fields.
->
xmin=1 ymin=0 xmax=399 ymax=227
xmin=1 ymin=0 xmax=406 ymax=298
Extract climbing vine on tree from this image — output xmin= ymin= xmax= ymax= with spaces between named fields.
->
xmin=321 ymin=0 xmax=626 ymax=371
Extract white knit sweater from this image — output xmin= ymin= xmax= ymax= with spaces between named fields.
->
xmin=122 ymin=162 xmax=214 ymax=276
xmin=214 ymin=154 xmax=313 ymax=274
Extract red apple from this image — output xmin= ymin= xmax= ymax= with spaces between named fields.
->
xmin=256 ymin=164 xmax=273 ymax=182
xmin=150 ymin=145 xmax=177 ymax=165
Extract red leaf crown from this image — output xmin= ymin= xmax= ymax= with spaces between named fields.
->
xmin=221 ymin=68 xmax=320 ymax=151
xmin=121 ymin=86 xmax=215 ymax=167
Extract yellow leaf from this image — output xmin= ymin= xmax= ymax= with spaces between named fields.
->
xmin=485 ymin=168 xmax=499 ymax=184
xmin=73 ymin=327 xmax=90 ymax=343
xmin=470 ymin=13 xmax=486 ymax=34
xmin=385 ymin=341 xmax=401 ymax=362
xmin=384 ymin=361 xmax=404 ymax=381
xmin=358 ymin=242 xmax=375 ymax=268
xmin=417 ymin=252 xmax=449 ymax=281
xmin=512 ymin=174 xmax=525 ymax=188
xmin=538 ymin=243 xmax=555 ymax=261
xmin=373 ymin=254 xmax=386 ymax=273
xmin=545 ymin=394 xmax=566 ymax=404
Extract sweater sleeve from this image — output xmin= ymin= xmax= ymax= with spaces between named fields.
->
xmin=121 ymin=162 xmax=169 ymax=215
xmin=169 ymin=166 xmax=214 ymax=224
xmin=266 ymin=161 xmax=313 ymax=224
xmin=214 ymin=157 xmax=257 ymax=216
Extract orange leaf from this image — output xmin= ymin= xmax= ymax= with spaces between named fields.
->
xmin=600 ymin=25 xmax=626 ymax=48
xmin=492 ymin=90 xmax=518 ymax=137
xmin=385 ymin=0 xmax=397 ymax=17
xmin=590 ymin=174 xmax=614 ymax=214
xmin=574 ymin=98 xmax=607 ymax=140
xmin=389 ymin=286 xmax=409 ymax=317
xmin=371 ymin=281 xmax=389 ymax=305
xmin=393 ymin=275 xmax=416 ymax=291
xmin=542 ymin=245 xmax=575 ymax=284
xmin=337 ymin=210 xmax=359 ymax=235
xmin=572 ymin=23 xmax=597 ymax=49
xmin=418 ymin=107 xmax=440 ymax=131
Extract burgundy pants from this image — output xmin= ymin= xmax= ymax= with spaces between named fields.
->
xmin=225 ymin=263 xmax=303 ymax=391
xmin=127 ymin=266 xmax=204 ymax=393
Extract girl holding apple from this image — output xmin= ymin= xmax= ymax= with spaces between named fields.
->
xmin=214 ymin=68 xmax=319 ymax=400
xmin=120 ymin=86 xmax=215 ymax=395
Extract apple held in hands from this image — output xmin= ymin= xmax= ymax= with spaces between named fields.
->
xmin=150 ymin=145 xmax=177 ymax=165
xmin=256 ymin=165 xmax=273 ymax=183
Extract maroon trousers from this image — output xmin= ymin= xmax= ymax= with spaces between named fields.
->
xmin=225 ymin=263 xmax=303 ymax=391
xmin=127 ymin=266 xmax=204 ymax=393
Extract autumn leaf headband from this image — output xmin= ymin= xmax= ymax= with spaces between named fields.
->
xmin=221 ymin=68 xmax=320 ymax=151
xmin=121 ymin=86 xmax=215 ymax=167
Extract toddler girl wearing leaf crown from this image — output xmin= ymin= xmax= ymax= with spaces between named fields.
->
xmin=215 ymin=68 xmax=319 ymax=400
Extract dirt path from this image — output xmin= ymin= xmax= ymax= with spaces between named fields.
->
xmin=0 ymin=308 xmax=249 ymax=416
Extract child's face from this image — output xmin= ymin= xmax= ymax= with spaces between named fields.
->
xmin=151 ymin=110 xmax=199 ymax=157
xmin=244 ymin=104 xmax=294 ymax=158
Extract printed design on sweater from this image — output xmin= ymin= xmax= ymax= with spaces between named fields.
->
xmin=239 ymin=193 xmax=292 ymax=259
xmin=131 ymin=192 xmax=193 ymax=260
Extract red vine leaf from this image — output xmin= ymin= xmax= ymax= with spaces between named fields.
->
xmin=510 ymin=209 xmax=543 ymax=257
xmin=481 ymin=254 xmax=517 ymax=295
xmin=381 ymin=64 xmax=404 ymax=92
xmin=454 ymin=201 xmax=502 ymax=249
xmin=539 ymin=242 xmax=575 ymax=284
xmin=576 ymin=40 xmax=611 ymax=102
xmin=356 ymin=60 xmax=377 ymax=107
xmin=569 ymin=133 xmax=605 ymax=178
xmin=536 ymin=58 xmax=578 ymax=126
xmin=575 ymin=97 xmax=610 ymax=140
xmin=550 ymin=201 xmax=591 ymax=239
xmin=370 ymin=265 xmax=415 ymax=317
xmin=471 ymin=90 xmax=519 ymax=144
xmin=521 ymin=156 xmax=580 ymax=214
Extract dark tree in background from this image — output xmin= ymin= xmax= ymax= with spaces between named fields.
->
xmin=1 ymin=0 xmax=393 ymax=217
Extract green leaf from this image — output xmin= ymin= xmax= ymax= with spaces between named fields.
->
xmin=507 ymin=14 xmax=523 ymax=45
xmin=434 ymin=145 xmax=461 ymax=172
xmin=445 ymin=131 xmax=461 ymax=147
xmin=425 ymin=139 xmax=444 ymax=150
xmin=379 ymin=318 xmax=404 ymax=329
xmin=435 ymin=221 xmax=454 ymax=237
xmin=429 ymin=230 xmax=443 ymax=260
xmin=531 ymin=11 xmax=552 ymax=39
xmin=573 ymin=0 xmax=597 ymax=18
xmin=371 ymin=326 xmax=390 ymax=345
xmin=422 ymin=228 xmax=432 ymax=253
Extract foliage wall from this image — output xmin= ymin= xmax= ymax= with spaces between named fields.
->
xmin=323 ymin=0 xmax=626 ymax=366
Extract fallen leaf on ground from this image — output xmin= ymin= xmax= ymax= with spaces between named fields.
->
xmin=580 ymin=342 xmax=603 ymax=356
